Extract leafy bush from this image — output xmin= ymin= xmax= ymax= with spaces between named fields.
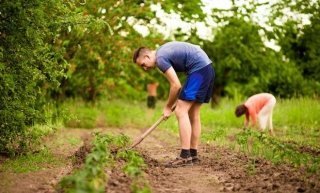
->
xmin=0 ymin=0 xmax=96 ymax=154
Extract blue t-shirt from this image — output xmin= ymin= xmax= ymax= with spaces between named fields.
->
xmin=156 ymin=41 xmax=212 ymax=74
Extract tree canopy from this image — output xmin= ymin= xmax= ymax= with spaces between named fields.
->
xmin=1 ymin=0 xmax=319 ymax=154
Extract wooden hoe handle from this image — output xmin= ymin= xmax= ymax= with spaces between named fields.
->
xmin=130 ymin=105 xmax=176 ymax=149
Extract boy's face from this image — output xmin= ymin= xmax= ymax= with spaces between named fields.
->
xmin=136 ymin=53 xmax=156 ymax=71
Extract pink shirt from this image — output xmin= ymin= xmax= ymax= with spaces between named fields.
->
xmin=244 ymin=93 xmax=274 ymax=126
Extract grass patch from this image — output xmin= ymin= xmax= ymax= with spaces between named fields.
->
xmin=0 ymin=148 xmax=63 ymax=173
xmin=273 ymin=98 xmax=320 ymax=148
xmin=63 ymin=99 xmax=161 ymax=129
xmin=66 ymin=136 xmax=82 ymax=146
xmin=64 ymin=103 xmax=99 ymax=128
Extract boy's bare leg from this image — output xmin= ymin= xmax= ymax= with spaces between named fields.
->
xmin=268 ymin=109 xmax=275 ymax=136
xmin=175 ymin=100 xmax=194 ymax=149
xmin=189 ymin=103 xmax=202 ymax=149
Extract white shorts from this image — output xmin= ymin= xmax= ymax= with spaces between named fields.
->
xmin=258 ymin=96 xmax=276 ymax=130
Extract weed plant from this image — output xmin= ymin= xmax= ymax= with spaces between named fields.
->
xmin=59 ymin=133 xmax=150 ymax=193
xmin=235 ymin=129 xmax=320 ymax=174
xmin=117 ymin=149 xmax=150 ymax=192
xmin=59 ymin=133 xmax=114 ymax=193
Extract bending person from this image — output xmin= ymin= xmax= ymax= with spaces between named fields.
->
xmin=235 ymin=93 xmax=276 ymax=135
xmin=133 ymin=41 xmax=215 ymax=167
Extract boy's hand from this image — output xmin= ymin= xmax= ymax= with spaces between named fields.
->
xmin=244 ymin=121 xmax=249 ymax=128
xmin=163 ymin=106 xmax=172 ymax=120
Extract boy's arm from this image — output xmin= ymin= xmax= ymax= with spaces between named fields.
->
xmin=245 ymin=106 xmax=257 ymax=128
xmin=249 ymin=108 xmax=257 ymax=128
xmin=244 ymin=112 xmax=249 ymax=128
xmin=163 ymin=67 xmax=181 ymax=116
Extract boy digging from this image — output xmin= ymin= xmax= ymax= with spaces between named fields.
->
xmin=133 ymin=41 xmax=215 ymax=167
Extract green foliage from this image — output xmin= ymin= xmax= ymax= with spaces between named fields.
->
xmin=202 ymin=127 xmax=227 ymax=142
xmin=117 ymin=150 xmax=146 ymax=177
xmin=204 ymin=16 xmax=306 ymax=98
xmin=201 ymin=97 xmax=242 ymax=128
xmin=0 ymin=0 xmax=99 ymax=154
xmin=270 ymin=0 xmax=320 ymax=95
xmin=281 ymin=14 xmax=320 ymax=84
xmin=53 ymin=0 xmax=165 ymax=102
xmin=159 ymin=0 xmax=205 ymax=20
xmin=2 ymin=0 xmax=320 ymax=156
xmin=274 ymin=98 xmax=320 ymax=128
xmin=62 ymin=97 xmax=319 ymax=149
xmin=116 ymin=149 xmax=150 ymax=193
xmin=51 ymin=0 xmax=211 ymax=102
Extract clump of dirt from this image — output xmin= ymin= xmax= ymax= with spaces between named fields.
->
xmin=72 ymin=133 xmax=92 ymax=168
xmin=105 ymin=162 xmax=132 ymax=193
xmin=106 ymin=148 xmax=147 ymax=193
xmin=139 ymin=150 xmax=162 ymax=167
xmin=201 ymin=145 xmax=320 ymax=192
xmin=298 ymin=145 xmax=320 ymax=156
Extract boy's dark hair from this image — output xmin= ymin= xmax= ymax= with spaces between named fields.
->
xmin=133 ymin=47 xmax=148 ymax=63
xmin=235 ymin=104 xmax=247 ymax=117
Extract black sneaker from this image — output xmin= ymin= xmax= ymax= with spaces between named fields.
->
xmin=165 ymin=157 xmax=193 ymax=168
xmin=191 ymin=156 xmax=200 ymax=163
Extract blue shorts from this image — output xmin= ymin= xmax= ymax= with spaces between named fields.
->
xmin=179 ymin=64 xmax=215 ymax=103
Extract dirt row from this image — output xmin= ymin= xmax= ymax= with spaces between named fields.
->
xmin=136 ymin=129 xmax=320 ymax=193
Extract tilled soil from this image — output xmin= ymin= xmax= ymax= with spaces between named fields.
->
xmin=105 ymin=161 xmax=132 ymax=193
xmin=132 ymin=128 xmax=320 ymax=193
xmin=144 ymin=145 xmax=319 ymax=193
xmin=0 ymin=127 xmax=319 ymax=193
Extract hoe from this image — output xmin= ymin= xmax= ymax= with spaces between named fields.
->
xmin=130 ymin=105 xmax=176 ymax=149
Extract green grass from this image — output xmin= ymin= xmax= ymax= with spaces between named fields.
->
xmin=273 ymin=98 xmax=320 ymax=148
xmin=201 ymin=98 xmax=243 ymax=128
xmin=67 ymin=136 xmax=82 ymax=146
xmin=0 ymin=148 xmax=63 ymax=173
xmin=61 ymin=97 xmax=320 ymax=146
xmin=63 ymin=99 xmax=162 ymax=129
xmin=274 ymin=98 xmax=320 ymax=127
xmin=64 ymin=103 xmax=99 ymax=128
